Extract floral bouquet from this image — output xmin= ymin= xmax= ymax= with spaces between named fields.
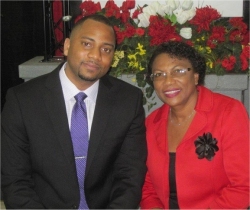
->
xmin=75 ymin=0 xmax=250 ymax=109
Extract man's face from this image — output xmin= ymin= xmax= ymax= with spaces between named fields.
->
xmin=64 ymin=19 xmax=116 ymax=90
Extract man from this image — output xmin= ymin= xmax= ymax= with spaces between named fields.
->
xmin=1 ymin=14 xmax=147 ymax=209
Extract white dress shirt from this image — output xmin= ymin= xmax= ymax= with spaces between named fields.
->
xmin=59 ymin=63 xmax=98 ymax=137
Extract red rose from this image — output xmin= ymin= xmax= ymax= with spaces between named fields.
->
xmin=79 ymin=1 xmax=101 ymax=16
xmin=105 ymin=1 xmax=121 ymax=18
xmin=120 ymin=10 xmax=130 ymax=23
xmin=126 ymin=0 xmax=135 ymax=10
xmin=120 ymin=0 xmax=135 ymax=11
xmin=132 ymin=6 xmax=144 ymax=19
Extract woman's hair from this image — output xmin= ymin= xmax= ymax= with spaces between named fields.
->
xmin=148 ymin=41 xmax=206 ymax=85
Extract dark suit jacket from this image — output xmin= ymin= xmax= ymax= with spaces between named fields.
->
xmin=1 ymin=63 xmax=147 ymax=209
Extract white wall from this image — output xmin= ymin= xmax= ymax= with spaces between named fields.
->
xmin=94 ymin=0 xmax=243 ymax=17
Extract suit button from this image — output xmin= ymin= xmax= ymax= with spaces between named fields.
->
xmin=72 ymin=205 xmax=77 ymax=209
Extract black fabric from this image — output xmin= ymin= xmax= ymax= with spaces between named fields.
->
xmin=169 ymin=152 xmax=179 ymax=209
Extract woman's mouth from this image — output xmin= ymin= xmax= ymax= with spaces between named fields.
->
xmin=164 ymin=89 xmax=180 ymax=98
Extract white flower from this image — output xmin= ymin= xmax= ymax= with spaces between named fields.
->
xmin=157 ymin=5 xmax=172 ymax=16
xmin=186 ymin=7 xmax=196 ymax=20
xmin=173 ymin=7 xmax=195 ymax=24
xmin=146 ymin=2 xmax=161 ymax=14
xmin=180 ymin=27 xmax=192 ymax=39
xmin=141 ymin=2 xmax=160 ymax=17
xmin=138 ymin=12 xmax=150 ymax=27
xmin=181 ymin=0 xmax=193 ymax=10
xmin=138 ymin=2 xmax=163 ymax=27
xmin=167 ymin=0 xmax=180 ymax=11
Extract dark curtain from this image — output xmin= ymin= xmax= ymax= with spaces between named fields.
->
xmin=1 ymin=1 xmax=44 ymax=110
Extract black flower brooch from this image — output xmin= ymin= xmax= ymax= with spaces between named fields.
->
xmin=194 ymin=132 xmax=219 ymax=161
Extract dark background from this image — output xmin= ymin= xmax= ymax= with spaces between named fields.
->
xmin=1 ymin=0 xmax=82 ymax=110
xmin=1 ymin=0 xmax=249 ymax=110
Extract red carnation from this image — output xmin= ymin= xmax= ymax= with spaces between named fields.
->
xmin=207 ymin=26 xmax=226 ymax=48
xmin=189 ymin=6 xmax=221 ymax=32
xmin=240 ymin=54 xmax=249 ymax=71
xmin=229 ymin=17 xmax=248 ymax=33
xmin=239 ymin=45 xmax=250 ymax=70
xmin=124 ymin=23 xmax=136 ymax=38
xmin=241 ymin=31 xmax=250 ymax=45
xmin=135 ymin=28 xmax=145 ymax=36
xmin=229 ymin=30 xmax=245 ymax=43
xmin=241 ymin=45 xmax=250 ymax=59
xmin=148 ymin=15 xmax=181 ymax=46
xmin=114 ymin=26 xmax=125 ymax=44
xmin=221 ymin=56 xmax=236 ymax=71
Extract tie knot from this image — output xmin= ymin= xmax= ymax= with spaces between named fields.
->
xmin=74 ymin=92 xmax=87 ymax=103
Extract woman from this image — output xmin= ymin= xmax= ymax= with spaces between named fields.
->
xmin=140 ymin=41 xmax=249 ymax=209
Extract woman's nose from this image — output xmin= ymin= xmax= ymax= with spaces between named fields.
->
xmin=163 ymin=74 xmax=175 ymax=85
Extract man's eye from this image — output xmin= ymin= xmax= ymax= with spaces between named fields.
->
xmin=82 ymin=42 xmax=91 ymax=47
xmin=102 ymin=48 xmax=112 ymax=53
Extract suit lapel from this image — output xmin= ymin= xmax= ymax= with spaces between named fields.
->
xmin=85 ymin=76 xmax=115 ymax=175
xmin=42 ymin=64 xmax=75 ymax=165
xmin=183 ymin=111 xmax=207 ymax=142
xmin=182 ymin=86 xmax=212 ymax=143
xmin=153 ymin=105 xmax=169 ymax=154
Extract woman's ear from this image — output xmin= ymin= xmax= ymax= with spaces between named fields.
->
xmin=194 ymin=73 xmax=199 ymax=85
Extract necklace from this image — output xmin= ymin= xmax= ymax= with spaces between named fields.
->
xmin=170 ymin=108 xmax=195 ymax=126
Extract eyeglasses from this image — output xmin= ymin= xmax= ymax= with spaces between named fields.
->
xmin=150 ymin=68 xmax=191 ymax=81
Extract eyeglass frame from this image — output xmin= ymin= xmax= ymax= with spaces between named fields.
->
xmin=150 ymin=68 xmax=192 ymax=81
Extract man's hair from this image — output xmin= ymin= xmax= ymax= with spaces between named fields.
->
xmin=71 ymin=14 xmax=116 ymax=46
xmin=148 ymin=41 xmax=206 ymax=85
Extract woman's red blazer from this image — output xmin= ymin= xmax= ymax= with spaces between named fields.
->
xmin=140 ymin=86 xmax=249 ymax=209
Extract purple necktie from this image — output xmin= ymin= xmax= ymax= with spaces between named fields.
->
xmin=71 ymin=92 xmax=89 ymax=210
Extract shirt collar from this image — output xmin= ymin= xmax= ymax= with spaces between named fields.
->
xmin=59 ymin=62 xmax=99 ymax=103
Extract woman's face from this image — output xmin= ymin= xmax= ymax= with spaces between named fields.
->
xmin=152 ymin=53 xmax=199 ymax=109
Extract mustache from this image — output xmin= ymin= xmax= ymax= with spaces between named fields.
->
xmin=81 ymin=60 xmax=100 ymax=67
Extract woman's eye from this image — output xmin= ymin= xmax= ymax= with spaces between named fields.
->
xmin=155 ymin=73 xmax=162 ymax=77
xmin=175 ymin=69 xmax=185 ymax=73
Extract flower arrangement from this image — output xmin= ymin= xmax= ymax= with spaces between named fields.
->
xmin=75 ymin=0 xmax=249 ymax=109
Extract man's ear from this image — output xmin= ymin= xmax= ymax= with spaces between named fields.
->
xmin=63 ymin=38 xmax=70 ymax=56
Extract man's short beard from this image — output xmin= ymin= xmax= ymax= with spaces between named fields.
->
xmin=78 ymin=72 xmax=98 ymax=82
